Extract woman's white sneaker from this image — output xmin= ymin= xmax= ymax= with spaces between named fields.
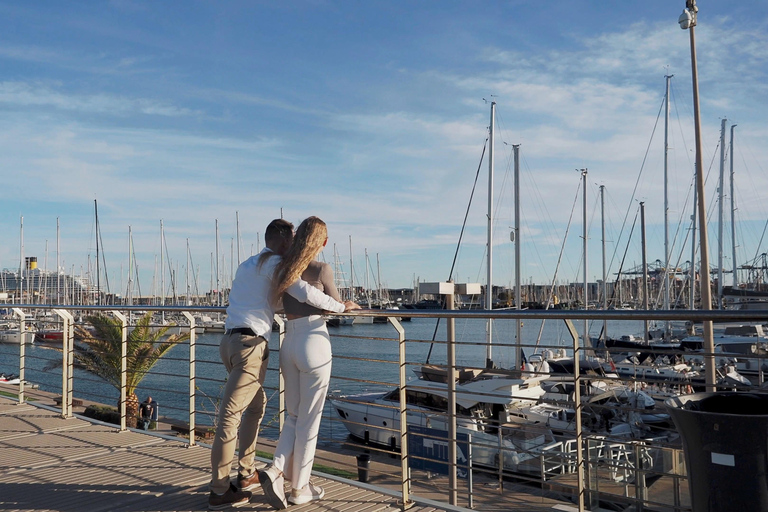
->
xmin=258 ymin=465 xmax=287 ymax=510
xmin=288 ymin=481 xmax=325 ymax=505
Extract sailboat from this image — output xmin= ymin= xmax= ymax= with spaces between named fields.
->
xmin=330 ymin=102 xmax=569 ymax=471
xmin=326 ymin=243 xmax=353 ymax=327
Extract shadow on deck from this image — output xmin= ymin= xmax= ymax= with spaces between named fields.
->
xmin=0 ymin=397 xmax=451 ymax=512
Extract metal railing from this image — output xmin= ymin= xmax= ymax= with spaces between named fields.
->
xmin=2 ymin=304 xmax=768 ymax=511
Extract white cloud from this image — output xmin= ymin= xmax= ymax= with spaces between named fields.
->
xmin=0 ymin=81 xmax=197 ymax=117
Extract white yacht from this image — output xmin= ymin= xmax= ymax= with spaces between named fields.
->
xmin=328 ymin=366 xmax=554 ymax=471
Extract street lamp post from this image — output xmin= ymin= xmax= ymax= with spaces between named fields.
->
xmin=680 ymin=0 xmax=716 ymax=390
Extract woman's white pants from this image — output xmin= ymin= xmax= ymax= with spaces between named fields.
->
xmin=272 ymin=315 xmax=331 ymax=490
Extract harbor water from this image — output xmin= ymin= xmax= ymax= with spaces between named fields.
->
xmin=0 ymin=315 xmax=645 ymax=447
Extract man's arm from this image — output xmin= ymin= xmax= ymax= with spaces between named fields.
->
xmin=285 ymin=278 xmax=346 ymax=313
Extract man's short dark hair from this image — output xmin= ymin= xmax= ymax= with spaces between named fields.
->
xmin=264 ymin=219 xmax=294 ymax=244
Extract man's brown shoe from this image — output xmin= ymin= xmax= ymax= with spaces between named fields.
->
xmin=238 ymin=471 xmax=260 ymax=491
xmin=208 ymin=482 xmax=251 ymax=510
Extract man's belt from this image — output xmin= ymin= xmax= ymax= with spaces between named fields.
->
xmin=225 ymin=327 xmax=257 ymax=336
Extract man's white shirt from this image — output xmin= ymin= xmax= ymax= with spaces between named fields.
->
xmin=225 ymin=248 xmax=345 ymax=338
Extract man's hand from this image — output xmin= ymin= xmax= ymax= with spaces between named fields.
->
xmin=343 ymin=301 xmax=361 ymax=312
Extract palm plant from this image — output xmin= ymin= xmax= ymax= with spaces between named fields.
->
xmin=71 ymin=312 xmax=189 ymax=427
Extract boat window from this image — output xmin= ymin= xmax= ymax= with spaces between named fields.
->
xmin=405 ymin=390 xmax=447 ymax=411
xmin=382 ymin=388 xmax=401 ymax=402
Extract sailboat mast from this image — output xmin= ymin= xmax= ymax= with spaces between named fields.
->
xmin=160 ymin=220 xmax=165 ymax=313
xmin=717 ymin=118 xmax=727 ymax=308
xmin=236 ymin=211 xmax=241 ymax=266
xmin=513 ymin=144 xmax=522 ymax=368
xmin=486 ymin=101 xmax=495 ymax=367
xmin=186 ymin=238 xmax=191 ymax=306
xmin=128 ymin=226 xmax=133 ymax=306
xmin=95 ymin=200 xmax=100 ymax=305
xmin=19 ymin=216 xmax=23 ymax=303
xmin=56 ymin=217 xmax=60 ymax=304
xmin=600 ymin=185 xmax=607 ymax=339
xmin=215 ymin=219 xmax=220 ymax=307
xmin=641 ymin=202 xmax=649 ymax=341
xmin=364 ymin=248 xmax=371 ymax=307
xmin=690 ymin=181 xmax=698 ymax=310
xmin=581 ymin=169 xmax=588 ymax=356
xmin=44 ymin=240 xmax=49 ymax=304
xmin=377 ymin=253 xmax=382 ymax=305
xmin=663 ymin=75 xmax=672 ymax=331
xmin=349 ymin=236 xmax=354 ymax=302
xmin=730 ymin=124 xmax=738 ymax=288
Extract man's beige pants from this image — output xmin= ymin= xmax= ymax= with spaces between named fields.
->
xmin=209 ymin=332 xmax=269 ymax=494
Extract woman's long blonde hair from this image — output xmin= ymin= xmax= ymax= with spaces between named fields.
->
xmin=271 ymin=216 xmax=327 ymax=301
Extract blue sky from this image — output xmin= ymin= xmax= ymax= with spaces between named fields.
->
xmin=2 ymin=1 xmax=767 ymax=298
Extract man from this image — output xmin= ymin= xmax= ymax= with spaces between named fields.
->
xmin=139 ymin=396 xmax=157 ymax=431
xmin=208 ymin=218 xmax=358 ymax=511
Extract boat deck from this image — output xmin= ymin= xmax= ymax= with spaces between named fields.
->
xmin=0 ymin=398 xmax=455 ymax=512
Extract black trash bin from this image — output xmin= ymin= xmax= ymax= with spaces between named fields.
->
xmin=665 ymin=392 xmax=768 ymax=512
xmin=356 ymin=454 xmax=371 ymax=483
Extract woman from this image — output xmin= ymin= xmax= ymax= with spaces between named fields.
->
xmin=260 ymin=216 xmax=359 ymax=509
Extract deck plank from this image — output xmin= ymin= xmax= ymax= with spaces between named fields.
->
xmin=0 ymin=397 xmax=459 ymax=512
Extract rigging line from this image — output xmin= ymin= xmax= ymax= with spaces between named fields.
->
xmin=605 ymin=207 xmax=640 ymax=313
xmin=752 ymin=216 xmax=768 ymax=266
xmin=651 ymin=170 xmax=697 ymax=309
xmin=535 ymin=176 xmax=582 ymax=348
xmin=98 ymin=227 xmax=110 ymax=295
xmin=735 ymin=146 xmax=768 ymax=264
xmin=606 ymin=93 xmax=665 ymax=286
xmin=520 ymin=155 xmax=579 ymax=279
xmin=703 ymin=138 xmax=723 ymax=230
xmin=425 ymin=136 xmax=488 ymax=365
xmin=164 ymin=231 xmax=177 ymax=298
xmin=671 ymin=81 xmax=694 ymax=171
xmin=570 ymin=182 xmax=602 ymax=284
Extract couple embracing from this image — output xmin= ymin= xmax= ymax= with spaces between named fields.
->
xmin=208 ymin=216 xmax=360 ymax=510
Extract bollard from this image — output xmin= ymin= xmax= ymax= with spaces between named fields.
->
xmin=356 ymin=454 xmax=371 ymax=483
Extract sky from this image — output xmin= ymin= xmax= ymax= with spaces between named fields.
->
xmin=1 ymin=1 xmax=767 ymax=299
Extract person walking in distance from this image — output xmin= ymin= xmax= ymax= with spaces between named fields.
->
xmin=260 ymin=217 xmax=360 ymax=509
xmin=139 ymin=396 xmax=157 ymax=430
xmin=208 ymin=218 xmax=358 ymax=511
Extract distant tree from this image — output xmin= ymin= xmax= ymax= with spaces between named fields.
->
xmin=70 ymin=312 xmax=189 ymax=428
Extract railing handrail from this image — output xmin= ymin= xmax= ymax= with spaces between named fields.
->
xmin=5 ymin=302 xmax=768 ymax=322
xmin=6 ymin=303 xmax=768 ymax=512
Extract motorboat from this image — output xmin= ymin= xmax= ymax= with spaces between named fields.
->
xmin=328 ymin=365 xmax=554 ymax=471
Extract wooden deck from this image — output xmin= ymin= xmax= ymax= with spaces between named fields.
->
xmin=0 ymin=397 xmax=453 ymax=512
xmin=1 ymin=392 xmax=693 ymax=512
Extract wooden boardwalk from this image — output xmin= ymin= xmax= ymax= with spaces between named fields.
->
xmin=0 ymin=397 xmax=453 ymax=512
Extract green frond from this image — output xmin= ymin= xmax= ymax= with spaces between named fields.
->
xmin=68 ymin=311 xmax=190 ymax=398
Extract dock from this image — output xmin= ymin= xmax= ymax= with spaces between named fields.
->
xmin=0 ymin=395 xmax=588 ymax=512
xmin=0 ymin=397 xmax=447 ymax=512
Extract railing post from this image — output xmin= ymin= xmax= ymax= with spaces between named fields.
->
xmin=570 ymin=318 xmax=586 ymax=511
xmin=388 ymin=316 xmax=412 ymax=510
xmin=183 ymin=311 xmax=196 ymax=446
xmin=13 ymin=308 xmax=26 ymax=404
xmin=274 ymin=314 xmax=285 ymax=430
xmin=445 ymin=292 xmax=458 ymax=506
xmin=112 ymin=311 xmax=128 ymax=431
xmin=467 ymin=433 xmax=473 ymax=509
xmin=53 ymin=309 xmax=74 ymax=418
xmin=634 ymin=442 xmax=647 ymax=512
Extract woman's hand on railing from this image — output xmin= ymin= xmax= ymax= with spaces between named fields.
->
xmin=343 ymin=301 xmax=361 ymax=312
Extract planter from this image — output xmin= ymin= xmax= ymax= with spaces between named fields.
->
xmin=665 ymin=392 xmax=768 ymax=512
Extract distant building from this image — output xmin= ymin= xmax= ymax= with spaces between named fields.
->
xmin=0 ymin=269 xmax=93 ymax=304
